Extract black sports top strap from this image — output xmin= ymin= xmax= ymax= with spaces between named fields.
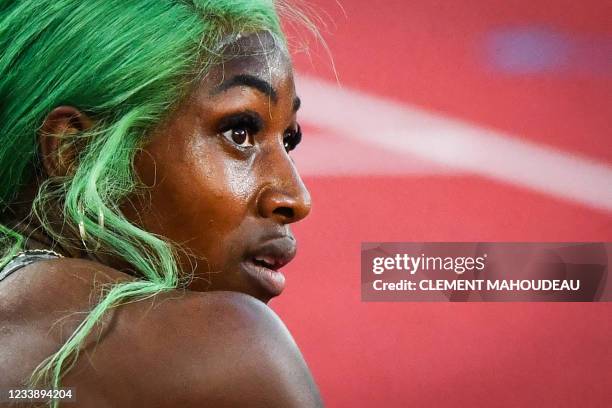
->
xmin=0 ymin=249 xmax=63 ymax=282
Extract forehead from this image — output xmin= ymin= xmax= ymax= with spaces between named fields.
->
xmin=206 ymin=31 xmax=293 ymax=89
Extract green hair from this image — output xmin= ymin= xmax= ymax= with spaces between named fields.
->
xmin=0 ymin=0 xmax=286 ymax=403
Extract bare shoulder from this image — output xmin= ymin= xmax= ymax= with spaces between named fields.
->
xmin=0 ymin=257 xmax=134 ymax=320
xmin=0 ymin=258 xmax=322 ymax=407
xmin=77 ymin=290 xmax=323 ymax=407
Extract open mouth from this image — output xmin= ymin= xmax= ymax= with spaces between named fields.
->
xmin=251 ymin=255 xmax=287 ymax=271
xmin=241 ymin=237 xmax=297 ymax=297
xmin=241 ymin=257 xmax=287 ymax=297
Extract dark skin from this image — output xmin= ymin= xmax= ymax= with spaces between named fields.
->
xmin=124 ymin=32 xmax=311 ymax=301
xmin=0 ymin=32 xmax=322 ymax=407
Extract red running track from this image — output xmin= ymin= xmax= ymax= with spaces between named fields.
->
xmin=272 ymin=1 xmax=612 ymax=406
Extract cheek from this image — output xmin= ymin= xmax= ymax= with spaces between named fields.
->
xmin=133 ymin=132 xmax=258 ymax=248
xmin=189 ymin=136 xmax=258 ymax=222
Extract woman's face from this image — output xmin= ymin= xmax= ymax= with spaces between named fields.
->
xmin=127 ymin=32 xmax=311 ymax=303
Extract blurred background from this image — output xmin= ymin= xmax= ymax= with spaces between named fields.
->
xmin=271 ymin=0 xmax=612 ymax=406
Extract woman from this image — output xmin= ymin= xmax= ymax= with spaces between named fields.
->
xmin=0 ymin=0 xmax=322 ymax=406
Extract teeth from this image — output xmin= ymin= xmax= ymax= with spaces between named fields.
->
xmin=254 ymin=256 xmax=276 ymax=267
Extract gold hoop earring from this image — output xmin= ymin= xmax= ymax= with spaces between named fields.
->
xmin=78 ymin=201 xmax=105 ymax=249
xmin=95 ymin=208 xmax=105 ymax=250
xmin=77 ymin=201 xmax=87 ymax=244
xmin=98 ymin=208 xmax=105 ymax=231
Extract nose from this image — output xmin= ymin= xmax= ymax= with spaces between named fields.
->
xmin=256 ymin=162 xmax=311 ymax=224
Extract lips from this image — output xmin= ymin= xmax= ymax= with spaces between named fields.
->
xmin=241 ymin=236 xmax=297 ymax=297
xmin=252 ymin=255 xmax=286 ymax=270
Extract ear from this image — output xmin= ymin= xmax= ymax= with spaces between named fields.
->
xmin=38 ymin=106 xmax=93 ymax=177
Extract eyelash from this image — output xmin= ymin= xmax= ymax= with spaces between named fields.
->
xmin=218 ymin=112 xmax=302 ymax=152
xmin=218 ymin=112 xmax=262 ymax=148
xmin=283 ymin=124 xmax=302 ymax=152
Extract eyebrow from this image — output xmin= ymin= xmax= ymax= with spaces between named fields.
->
xmin=212 ymin=74 xmax=278 ymax=103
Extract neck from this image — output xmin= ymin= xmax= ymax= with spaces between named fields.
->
xmin=2 ymin=178 xmax=144 ymax=276
xmin=0 ymin=179 xmax=84 ymax=259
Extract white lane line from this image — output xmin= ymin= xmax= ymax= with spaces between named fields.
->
xmin=293 ymin=131 xmax=457 ymax=176
xmin=296 ymin=75 xmax=612 ymax=212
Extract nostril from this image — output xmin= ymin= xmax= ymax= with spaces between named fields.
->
xmin=256 ymin=186 xmax=309 ymax=224
xmin=273 ymin=206 xmax=294 ymax=221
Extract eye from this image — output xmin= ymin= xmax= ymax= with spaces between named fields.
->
xmin=217 ymin=111 xmax=262 ymax=149
xmin=283 ymin=124 xmax=302 ymax=152
xmin=221 ymin=128 xmax=253 ymax=147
